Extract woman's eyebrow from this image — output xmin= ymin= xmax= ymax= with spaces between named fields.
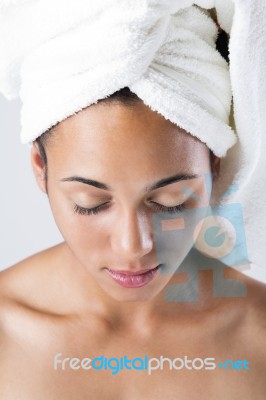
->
xmin=147 ymin=173 xmax=199 ymax=191
xmin=60 ymin=176 xmax=111 ymax=190
xmin=60 ymin=173 xmax=199 ymax=192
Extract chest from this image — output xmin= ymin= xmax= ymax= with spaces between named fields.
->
xmin=23 ymin=357 xmax=266 ymax=400
xmin=3 ymin=313 xmax=266 ymax=400
xmin=6 ymin=330 xmax=266 ymax=400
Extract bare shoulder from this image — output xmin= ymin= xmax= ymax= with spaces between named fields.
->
xmin=0 ymin=243 xmax=75 ymax=396
xmin=0 ymin=243 xmax=68 ymax=336
xmin=245 ymin=273 xmax=266 ymax=319
xmin=226 ymin=265 xmax=266 ymax=318
xmin=240 ymin=272 xmax=266 ymax=355
xmin=0 ymin=242 xmax=65 ymax=305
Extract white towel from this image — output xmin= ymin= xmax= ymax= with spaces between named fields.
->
xmin=213 ymin=0 xmax=266 ymax=283
xmin=0 ymin=0 xmax=235 ymax=156
xmin=0 ymin=0 xmax=265 ymax=281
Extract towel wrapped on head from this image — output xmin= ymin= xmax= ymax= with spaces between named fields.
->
xmin=0 ymin=0 xmax=265 ymax=281
xmin=0 ymin=0 xmax=235 ymax=157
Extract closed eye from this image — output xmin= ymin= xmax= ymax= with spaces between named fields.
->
xmin=73 ymin=202 xmax=110 ymax=216
xmin=73 ymin=201 xmax=186 ymax=216
xmin=150 ymin=201 xmax=186 ymax=214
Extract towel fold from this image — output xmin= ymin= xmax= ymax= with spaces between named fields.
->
xmin=0 ymin=0 xmax=235 ymax=157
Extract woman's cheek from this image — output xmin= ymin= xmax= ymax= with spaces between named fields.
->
xmin=47 ymin=192 xmax=103 ymax=249
xmin=61 ymin=214 xmax=106 ymax=247
xmin=151 ymin=205 xmax=209 ymax=274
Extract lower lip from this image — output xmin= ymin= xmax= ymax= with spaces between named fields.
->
xmin=105 ymin=265 xmax=160 ymax=288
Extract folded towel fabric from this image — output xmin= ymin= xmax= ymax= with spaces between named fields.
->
xmin=0 ymin=0 xmax=265 ymax=281
xmin=0 ymin=0 xmax=235 ymax=156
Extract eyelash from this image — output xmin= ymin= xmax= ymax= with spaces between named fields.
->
xmin=73 ymin=202 xmax=110 ymax=216
xmin=73 ymin=202 xmax=186 ymax=216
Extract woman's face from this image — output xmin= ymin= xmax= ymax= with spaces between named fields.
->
xmin=32 ymin=102 xmax=217 ymax=302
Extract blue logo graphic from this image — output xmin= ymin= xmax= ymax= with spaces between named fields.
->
xmin=54 ymin=353 xmax=250 ymax=374
xmin=205 ymin=226 xmax=226 ymax=248
xmin=217 ymin=360 xmax=250 ymax=370
xmin=151 ymin=173 xmax=249 ymax=302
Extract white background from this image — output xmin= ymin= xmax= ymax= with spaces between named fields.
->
xmin=0 ymin=94 xmax=62 ymax=271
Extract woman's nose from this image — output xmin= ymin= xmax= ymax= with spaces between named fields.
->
xmin=111 ymin=209 xmax=153 ymax=260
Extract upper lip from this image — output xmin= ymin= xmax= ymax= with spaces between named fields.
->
xmin=106 ymin=265 xmax=159 ymax=276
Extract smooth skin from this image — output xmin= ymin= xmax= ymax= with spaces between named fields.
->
xmin=0 ymin=102 xmax=266 ymax=399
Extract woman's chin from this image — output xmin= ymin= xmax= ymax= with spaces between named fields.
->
xmin=97 ymin=274 xmax=173 ymax=303
xmin=101 ymin=287 xmax=162 ymax=303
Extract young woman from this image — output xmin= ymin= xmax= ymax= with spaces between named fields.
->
xmin=0 ymin=87 xmax=266 ymax=399
xmin=0 ymin=1 xmax=265 ymax=398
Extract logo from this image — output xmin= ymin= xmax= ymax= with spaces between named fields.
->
xmin=54 ymin=354 xmax=250 ymax=375
xmin=151 ymin=173 xmax=250 ymax=302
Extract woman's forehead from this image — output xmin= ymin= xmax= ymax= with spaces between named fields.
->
xmin=49 ymin=102 xmax=208 ymax=154
xmin=45 ymin=104 xmax=211 ymax=187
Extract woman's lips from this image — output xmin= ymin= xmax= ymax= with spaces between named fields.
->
xmin=105 ymin=265 xmax=160 ymax=288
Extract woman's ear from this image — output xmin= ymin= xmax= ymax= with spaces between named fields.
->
xmin=31 ymin=142 xmax=47 ymax=194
